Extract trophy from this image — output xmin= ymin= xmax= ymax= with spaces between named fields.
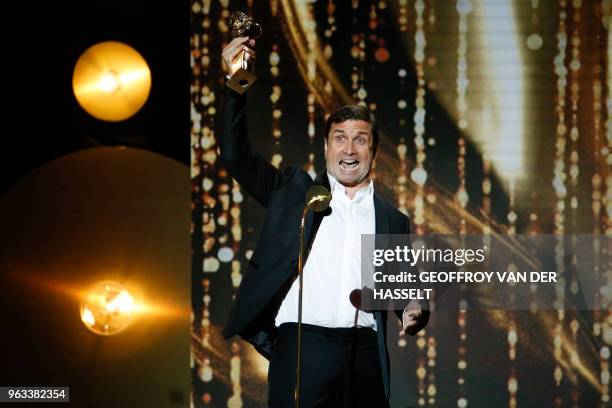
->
xmin=227 ymin=11 xmax=262 ymax=94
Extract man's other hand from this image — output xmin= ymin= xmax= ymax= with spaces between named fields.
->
xmin=399 ymin=299 xmax=426 ymax=336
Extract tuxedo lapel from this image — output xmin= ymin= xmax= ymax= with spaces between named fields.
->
xmin=373 ymin=192 xmax=390 ymax=245
xmin=373 ymin=192 xmax=392 ymax=399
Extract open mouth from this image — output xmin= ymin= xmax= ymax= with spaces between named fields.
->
xmin=339 ymin=159 xmax=359 ymax=170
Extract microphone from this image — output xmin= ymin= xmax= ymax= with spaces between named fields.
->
xmin=305 ymin=185 xmax=331 ymax=212
xmin=349 ymin=287 xmax=374 ymax=313
xmin=349 ymin=287 xmax=375 ymax=328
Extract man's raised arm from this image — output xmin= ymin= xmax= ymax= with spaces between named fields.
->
xmin=218 ymin=37 xmax=293 ymax=208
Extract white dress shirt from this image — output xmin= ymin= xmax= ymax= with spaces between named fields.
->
xmin=275 ymin=173 xmax=377 ymax=330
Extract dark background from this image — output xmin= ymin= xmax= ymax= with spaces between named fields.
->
xmin=2 ymin=0 xmax=190 ymax=193
xmin=0 ymin=1 xmax=192 ymax=407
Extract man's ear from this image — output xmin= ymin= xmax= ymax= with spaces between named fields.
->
xmin=324 ymin=138 xmax=328 ymax=154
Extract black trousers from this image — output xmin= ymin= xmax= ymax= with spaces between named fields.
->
xmin=268 ymin=323 xmax=388 ymax=408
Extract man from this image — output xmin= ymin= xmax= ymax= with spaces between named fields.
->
xmin=219 ymin=37 xmax=429 ymax=407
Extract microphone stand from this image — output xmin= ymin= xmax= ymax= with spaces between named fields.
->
xmin=294 ymin=186 xmax=331 ymax=408
xmin=294 ymin=204 xmax=308 ymax=408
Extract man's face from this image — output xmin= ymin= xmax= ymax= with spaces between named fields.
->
xmin=324 ymin=119 xmax=374 ymax=187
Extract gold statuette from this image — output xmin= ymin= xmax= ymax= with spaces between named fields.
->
xmin=226 ymin=11 xmax=262 ymax=94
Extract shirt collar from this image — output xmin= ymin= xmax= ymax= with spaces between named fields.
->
xmin=327 ymin=173 xmax=374 ymax=203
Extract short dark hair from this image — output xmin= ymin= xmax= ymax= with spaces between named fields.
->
xmin=323 ymin=105 xmax=379 ymax=156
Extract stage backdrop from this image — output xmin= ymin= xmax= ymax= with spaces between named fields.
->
xmin=191 ymin=1 xmax=611 ymax=407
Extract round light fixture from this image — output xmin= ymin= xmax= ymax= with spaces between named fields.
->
xmin=72 ymin=41 xmax=152 ymax=122
xmin=80 ymin=280 xmax=135 ymax=335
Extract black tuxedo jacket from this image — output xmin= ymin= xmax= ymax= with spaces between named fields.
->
xmin=218 ymin=84 xmax=429 ymax=400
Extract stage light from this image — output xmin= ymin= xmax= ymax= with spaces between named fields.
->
xmin=98 ymin=70 xmax=121 ymax=93
xmin=80 ymin=280 xmax=135 ymax=336
xmin=72 ymin=41 xmax=152 ymax=122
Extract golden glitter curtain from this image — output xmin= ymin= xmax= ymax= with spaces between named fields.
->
xmin=191 ymin=1 xmax=611 ymax=407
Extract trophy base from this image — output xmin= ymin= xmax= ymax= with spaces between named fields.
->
xmin=227 ymin=69 xmax=258 ymax=95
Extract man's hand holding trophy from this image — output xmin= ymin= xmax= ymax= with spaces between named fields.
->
xmin=222 ymin=11 xmax=262 ymax=94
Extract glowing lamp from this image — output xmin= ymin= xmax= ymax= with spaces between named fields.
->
xmin=72 ymin=41 xmax=152 ymax=122
xmin=80 ymin=280 xmax=135 ymax=335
